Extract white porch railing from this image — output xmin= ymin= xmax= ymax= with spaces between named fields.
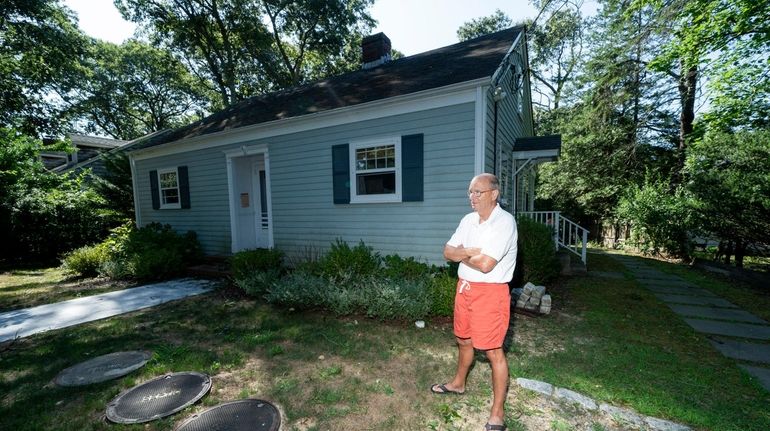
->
xmin=518 ymin=211 xmax=589 ymax=264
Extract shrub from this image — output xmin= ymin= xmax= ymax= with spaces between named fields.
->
xmin=428 ymin=271 xmax=457 ymax=317
xmin=231 ymin=248 xmax=284 ymax=280
xmin=617 ymin=179 xmax=693 ymax=258
xmin=317 ymin=239 xmax=382 ymax=278
xmin=235 ymin=269 xmax=283 ymax=297
xmin=62 ymin=244 xmax=109 ymax=277
xmin=516 ymin=217 xmax=561 ymax=286
xmin=363 ymin=278 xmax=433 ymax=320
xmin=265 ymin=270 xmax=330 ymax=309
xmin=382 ymin=254 xmax=436 ymax=280
xmin=100 ymin=222 xmax=202 ymax=280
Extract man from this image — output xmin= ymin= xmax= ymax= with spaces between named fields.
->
xmin=432 ymin=173 xmax=517 ymax=431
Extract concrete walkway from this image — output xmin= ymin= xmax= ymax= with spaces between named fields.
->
xmin=0 ymin=278 xmax=217 ymax=343
xmin=611 ymin=255 xmax=770 ymax=392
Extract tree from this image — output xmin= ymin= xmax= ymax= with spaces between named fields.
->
xmin=528 ymin=1 xmax=585 ymax=113
xmin=0 ymin=0 xmax=89 ymax=136
xmin=115 ymin=0 xmax=375 ymax=108
xmin=457 ymin=9 xmax=512 ymax=41
xmin=69 ymin=40 xmax=209 ymax=140
xmin=90 ymin=152 xmax=136 ymax=221
xmin=684 ymin=129 xmax=770 ymax=267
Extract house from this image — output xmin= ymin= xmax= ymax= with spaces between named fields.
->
xmin=127 ymin=27 xmax=570 ymax=265
xmin=41 ymin=134 xmax=129 ymax=172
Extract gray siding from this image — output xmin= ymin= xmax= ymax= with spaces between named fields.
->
xmin=134 ymin=102 xmax=477 ymax=265
xmin=484 ymin=36 xmax=535 ymax=210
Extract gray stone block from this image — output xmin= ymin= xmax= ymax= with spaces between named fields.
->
xmin=654 ymin=293 xmax=738 ymax=308
xmin=644 ymin=416 xmax=692 ymax=431
xmin=667 ymin=304 xmax=766 ymax=324
xmin=683 ymin=318 xmax=770 ymax=340
xmin=515 ymin=378 xmax=553 ymax=396
xmin=541 ymin=294 xmax=551 ymax=307
xmin=539 ymin=305 xmax=551 ymax=315
xmin=522 ymin=282 xmax=536 ymax=295
xmin=553 ymin=387 xmax=598 ymax=410
xmin=515 ymin=299 xmax=527 ymax=309
xmin=599 ymin=403 xmax=646 ymax=428
xmin=709 ymin=338 xmax=770 ymax=364
xmin=532 ymin=285 xmax=546 ymax=298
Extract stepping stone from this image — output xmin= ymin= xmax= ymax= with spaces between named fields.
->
xmin=668 ymin=304 xmax=767 ymax=324
xmin=683 ymin=318 xmax=770 ymax=340
xmin=591 ymin=271 xmax=626 ymax=279
xmin=634 ymin=273 xmax=683 ymax=281
xmin=655 ymin=294 xmax=738 ymax=308
xmin=644 ymin=285 xmax=717 ymax=297
xmin=738 ymin=365 xmax=770 ymax=392
xmin=709 ymin=338 xmax=770 ymax=364
xmin=636 ymin=277 xmax=698 ymax=287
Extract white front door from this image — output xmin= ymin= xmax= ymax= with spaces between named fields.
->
xmin=232 ymin=154 xmax=269 ymax=251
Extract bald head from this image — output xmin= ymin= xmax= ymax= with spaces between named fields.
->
xmin=472 ymin=173 xmax=499 ymax=190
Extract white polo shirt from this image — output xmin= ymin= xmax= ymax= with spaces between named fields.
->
xmin=447 ymin=204 xmax=518 ymax=283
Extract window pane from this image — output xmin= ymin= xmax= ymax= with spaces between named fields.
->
xmin=160 ymin=172 xmax=177 ymax=188
xmin=356 ymin=172 xmax=396 ymax=195
xmin=162 ymin=189 xmax=179 ymax=204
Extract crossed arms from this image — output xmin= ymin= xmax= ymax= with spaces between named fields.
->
xmin=443 ymin=244 xmax=498 ymax=274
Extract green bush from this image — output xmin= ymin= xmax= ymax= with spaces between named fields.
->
xmin=428 ymin=271 xmax=457 ymax=317
xmin=382 ymin=254 xmax=436 ymax=280
xmin=517 ymin=217 xmax=561 ymax=286
xmin=99 ymin=222 xmax=202 ymax=280
xmin=231 ymin=248 xmax=284 ymax=279
xmin=235 ymin=269 xmax=283 ymax=297
xmin=62 ymin=244 xmax=109 ymax=277
xmin=317 ymin=239 xmax=382 ymax=278
xmin=617 ymin=178 xmax=693 ymax=258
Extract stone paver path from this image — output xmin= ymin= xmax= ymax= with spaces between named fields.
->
xmin=612 ymin=255 xmax=770 ymax=392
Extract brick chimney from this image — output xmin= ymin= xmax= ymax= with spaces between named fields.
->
xmin=361 ymin=33 xmax=391 ymax=69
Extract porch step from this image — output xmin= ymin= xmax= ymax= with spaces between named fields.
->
xmin=187 ymin=255 xmax=232 ymax=279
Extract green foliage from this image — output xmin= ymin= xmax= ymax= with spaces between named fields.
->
xmin=61 ymin=244 xmax=109 ymax=277
xmin=8 ymin=173 xmax=111 ymax=262
xmin=457 ymin=9 xmax=512 ymax=41
xmin=516 ymin=217 xmax=561 ymax=286
xmin=316 ymin=239 xmax=382 ymax=279
xmin=231 ymin=248 xmax=285 ymax=297
xmin=382 ymin=254 xmax=435 ymax=280
xmin=1 ymin=0 xmax=89 ymax=135
xmin=90 ymin=152 xmax=135 ymax=220
xmin=427 ymin=272 xmax=457 ymax=317
xmin=617 ymin=178 xmax=693 ymax=258
xmin=231 ymin=248 xmax=285 ymax=279
xmin=71 ymin=40 xmax=208 ymax=139
xmin=115 ymin=0 xmax=375 ymax=107
xmin=684 ymin=129 xmax=770 ymax=261
xmin=99 ymin=222 xmax=203 ymax=280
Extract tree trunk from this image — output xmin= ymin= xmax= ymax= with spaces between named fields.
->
xmin=734 ymin=239 xmax=746 ymax=268
xmin=672 ymin=63 xmax=698 ymax=187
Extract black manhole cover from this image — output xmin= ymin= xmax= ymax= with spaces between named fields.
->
xmin=175 ymin=399 xmax=281 ymax=431
xmin=55 ymin=351 xmax=152 ymax=387
xmin=106 ymin=372 xmax=211 ymax=424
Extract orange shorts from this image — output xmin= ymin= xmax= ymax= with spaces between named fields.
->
xmin=453 ymin=279 xmax=511 ymax=350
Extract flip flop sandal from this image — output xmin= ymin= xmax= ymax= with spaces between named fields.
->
xmin=430 ymin=383 xmax=464 ymax=395
xmin=484 ymin=423 xmax=506 ymax=431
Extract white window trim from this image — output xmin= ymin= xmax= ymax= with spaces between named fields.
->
xmin=349 ymin=136 xmax=402 ymax=204
xmin=157 ymin=167 xmax=182 ymax=209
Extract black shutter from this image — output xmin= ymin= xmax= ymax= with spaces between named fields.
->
xmin=332 ymin=144 xmax=350 ymax=204
xmin=401 ymin=134 xmax=424 ymax=202
xmin=149 ymin=170 xmax=160 ymax=210
xmin=178 ymin=166 xmax=190 ymax=209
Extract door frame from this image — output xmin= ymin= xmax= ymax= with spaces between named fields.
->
xmin=224 ymin=144 xmax=274 ymax=252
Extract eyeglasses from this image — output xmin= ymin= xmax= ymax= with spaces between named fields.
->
xmin=467 ymin=189 xmax=494 ymax=197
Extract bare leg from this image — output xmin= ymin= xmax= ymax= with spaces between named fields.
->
xmin=485 ymin=347 xmax=508 ymax=426
xmin=433 ymin=337 xmax=474 ymax=393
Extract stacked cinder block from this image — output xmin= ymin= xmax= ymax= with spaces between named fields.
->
xmin=511 ymin=282 xmax=552 ymax=315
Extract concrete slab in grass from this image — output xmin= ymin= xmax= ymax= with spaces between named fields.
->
xmin=637 ymin=278 xmax=702 ymax=288
xmin=668 ymin=304 xmax=767 ymax=324
xmin=738 ymin=365 xmax=770 ymax=392
xmin=654 ymin=293 xmax=738 ymax=308
xmin=683 ymin=318 xmax=770 ymax=340
xmin=644 ymin=285 xmax=717 ymax=297
xmin=709 ymin=338 xmax=770 ymax=364
xmin=591 ymin=271 xmax=627 ymax=279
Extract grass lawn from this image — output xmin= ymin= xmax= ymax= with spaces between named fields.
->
xmin=1 ymin=251 xmax=768 ymax=430
xmin=0 ymin=266 xmax=135 ymax=312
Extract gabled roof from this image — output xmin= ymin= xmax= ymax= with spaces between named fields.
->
xmin=135 ymin=26 xmax=524 ymax=150
xmin=70 ymin=134 xmax=129 ymax=149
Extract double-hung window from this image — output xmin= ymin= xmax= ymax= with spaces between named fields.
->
xmin=158 ymin=168 xmax=181 ymax=209
xmin=349 ymin=137 xmax=401 ymax=203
